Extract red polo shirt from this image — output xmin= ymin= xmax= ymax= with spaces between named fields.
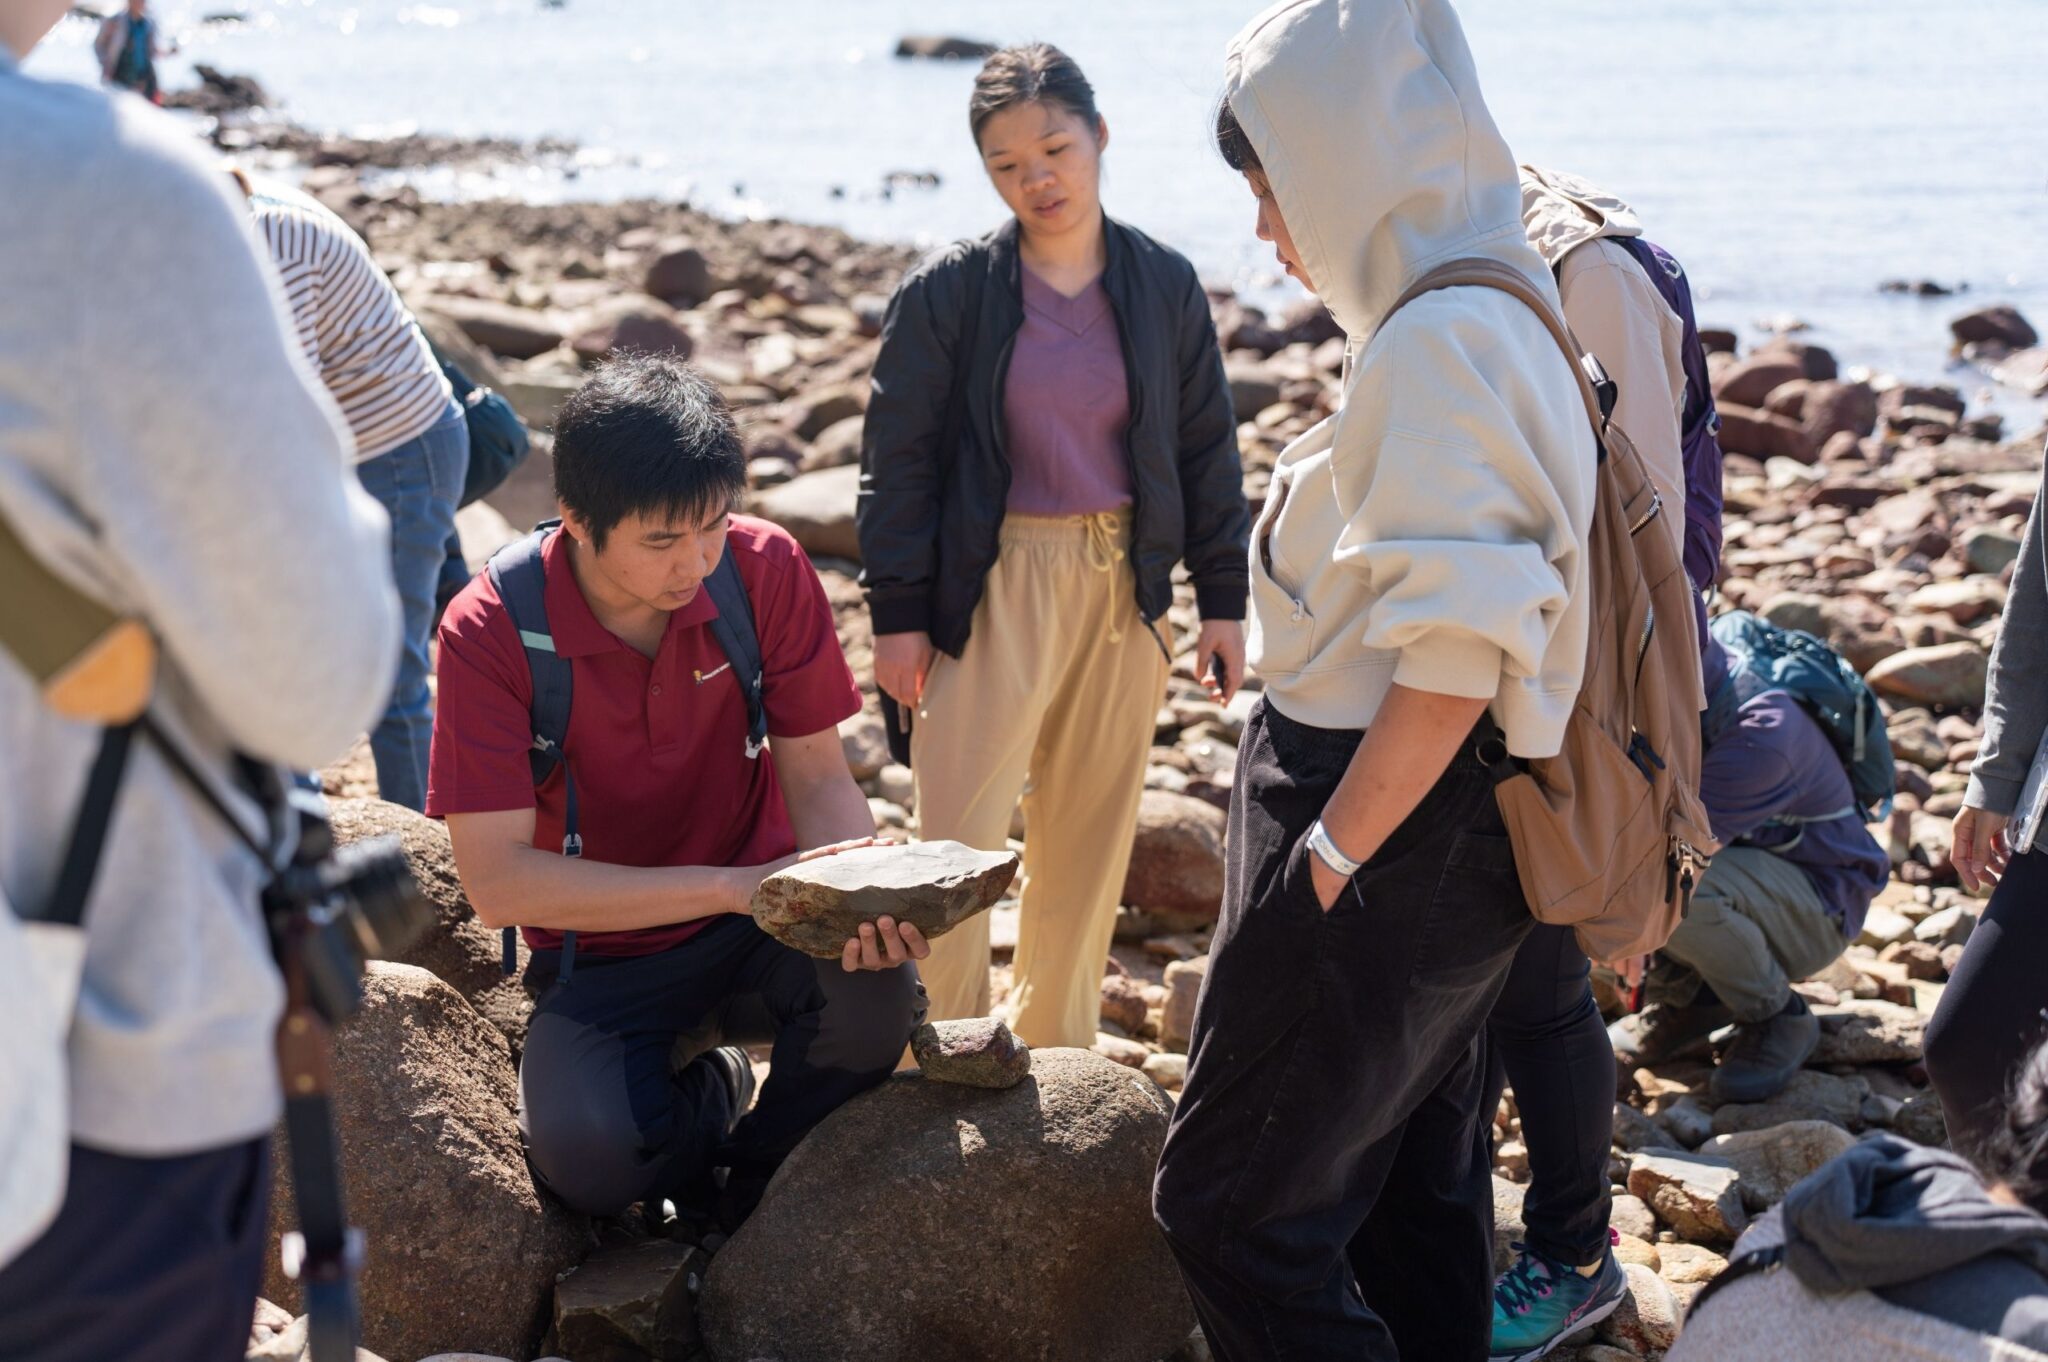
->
xmin=426 ymin=515 xmax=862 ymax=956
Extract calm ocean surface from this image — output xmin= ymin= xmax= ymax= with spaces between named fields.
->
xmin=30 ymin=0 xmax=2048 ymax=417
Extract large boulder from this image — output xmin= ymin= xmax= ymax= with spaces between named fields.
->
xmin=1865 ymin=642 xmax=1990 ymax=711
xmin=431 ymin=296 xmax=566 ymax=361
xmin=325 ymin=797 xmax=535 ymax=1051
xmin=751 ymin=840 xmax=1018 ymax=957
xmin=262 ymin=964 xmax=588 ymax=1362
xmin=1712 ymin=355 xmax=1806 ymax=408
xmin=1812 ymin=998 xmax=1926 ymax=1064
xmin=751 ymin=464 xmax=861 ymax=562
xmin=642 ymin=237 xmax=714 ymax=306
xmin=1121 ymin=790 xmax=1227 ymax=921
xmin=567 ymin=297 xmax=694 ymax=365
xmin=1699 ymin=1121 xmax=1857 ymax=1212
xmin=699 ymin=1049 xmax=1193 ymax=1361
xmin=1951 ymin=304 xmax=2038 ymax=350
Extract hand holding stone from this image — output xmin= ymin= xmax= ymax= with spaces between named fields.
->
xmin=751 ymin=841 xmax=1019 ymax=959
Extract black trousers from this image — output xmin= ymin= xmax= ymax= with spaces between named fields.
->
xmin=1154 ymin=699 xmax=1533 ymax=1361
xmin=1484 ymin=923 xmax=1616 ymax=1267
xmin=1927 ymin=846 xmax=2048 ymax=1160
xmin=0 ymin=1139 xmax=269 ymax=1362
xmin=518 ymin=914 xmax=924 ymax=1218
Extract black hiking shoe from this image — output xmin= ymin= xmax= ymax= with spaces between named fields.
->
xmin=1711 ymin=994 xmax=1819 ymax=1103
xmin=703 ymin=1044 xmax=757 ymax=1135
xmin=1608 ymin=999 xmax=1736 ymax=1077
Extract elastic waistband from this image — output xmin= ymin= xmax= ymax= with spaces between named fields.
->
xmin=998 ymin=508 xmax=1132 ymax=546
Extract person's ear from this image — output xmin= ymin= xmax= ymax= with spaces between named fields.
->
xmin=558 ymin=505 xmax=590 ymax=546
xmin=1095 ymin=115 xmax=1110 ymax=157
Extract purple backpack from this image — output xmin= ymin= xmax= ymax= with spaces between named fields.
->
xmin=1605 ymin=235 xmax=1724 ymax=606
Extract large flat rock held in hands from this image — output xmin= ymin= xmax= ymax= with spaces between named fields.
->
xmin=751 ymin=841 xmax=1019 ymax=958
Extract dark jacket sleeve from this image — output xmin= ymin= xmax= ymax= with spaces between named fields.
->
xmin=1172 ymin=269 xmax=1250 ymax=621
xmin=1968 ymin=457 xmax=2048 ymax=814
xmin=857 ymin=255 xmax=961 ymax=637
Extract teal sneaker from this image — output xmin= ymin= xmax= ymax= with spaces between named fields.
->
xmin=1488 ymin=1239 xmax=1628 ymax=1362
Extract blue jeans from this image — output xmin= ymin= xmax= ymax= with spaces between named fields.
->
xmin=355 ymin=402 xmax=467 ymax=811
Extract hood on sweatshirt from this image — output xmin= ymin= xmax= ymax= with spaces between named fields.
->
xmin=1783 ymin=1133 xmax=2048 ymax=1298
xmin=1222 ymin=0 xmax=1557 ymax=344
xmin=1519 ymin=164 xmax=1646 ymax=272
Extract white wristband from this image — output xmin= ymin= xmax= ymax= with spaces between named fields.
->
xmin=1307 ymin=818 xmax=1362 ymax=878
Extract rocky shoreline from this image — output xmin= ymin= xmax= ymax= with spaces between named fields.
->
xmin=248 ymin=111 xmax=2048 ymax=1362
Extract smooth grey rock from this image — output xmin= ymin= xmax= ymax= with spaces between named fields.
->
xmin=752 ymin=841 xmax=1018 ymax=957
xmin=1699 ymin=1120 xmax=1857 ymax=1211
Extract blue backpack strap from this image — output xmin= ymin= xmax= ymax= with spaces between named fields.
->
xmin=702 ymin=548 xmax=767 ymax=760
xmin=484 ymin=520 xmax=581 ymax=977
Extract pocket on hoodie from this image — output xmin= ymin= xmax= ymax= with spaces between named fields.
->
xmin=1248 ymin=469 xmax=1317 ymax=675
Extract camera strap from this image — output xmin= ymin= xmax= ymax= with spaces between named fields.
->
xmin=275 ymin=946 xmax=363 ymax=1362
xmin=40 ymin=721 xmax=138 ymax=930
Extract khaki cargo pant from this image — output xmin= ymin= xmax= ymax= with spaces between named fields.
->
xmin=911 ymin=511 xmax=1171 ymax=1048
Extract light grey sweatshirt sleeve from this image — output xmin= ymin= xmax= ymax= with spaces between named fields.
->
xmin=68 ymin=110 xmax=400 ymax=768
xmin=1967 ymin=452 xmax=2048 ymax=815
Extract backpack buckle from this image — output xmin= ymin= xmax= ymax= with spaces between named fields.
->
xmin=744 ymin=735 xmax=764 ymax=760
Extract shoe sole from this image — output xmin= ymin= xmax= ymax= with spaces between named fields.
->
xmin=1492 ymin=1287 xmax=1628 ymax=1362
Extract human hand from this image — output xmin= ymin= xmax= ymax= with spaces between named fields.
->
xmin=1953 ymin=805 xmax=2012 ymax=895
xmin=1193 ymin=619 xmax=1246 ymax=704
xmin=840 ymin=915 xmax=930 ymax=972
xmin=874 ymin=631 xmax=935 ymax=710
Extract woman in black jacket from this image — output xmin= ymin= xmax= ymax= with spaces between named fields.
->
xmin=858 ymin=43 xmax=1249 ymax=1048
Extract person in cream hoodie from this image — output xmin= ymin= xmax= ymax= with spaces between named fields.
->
xmin=1151 ymin=2 xmax=1596 ymax=1359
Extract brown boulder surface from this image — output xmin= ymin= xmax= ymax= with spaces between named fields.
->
xmin=1121 ymin=789 xmax=1227 ymax=921
xmin=751 ymin=840 xmax=1018 ymax=957
xmin=700 ymin=1049 xmax=1192 ymax=1361
xmin=263 ymin=964 xmax=587 ymax=1362
xmin=750 ymin=463 xmax=862 ymax=562
xmin=325 ymin=797 xmax=534 ymax=1052
xmin=912 ymin=1016 xmax=1032 ymax=1089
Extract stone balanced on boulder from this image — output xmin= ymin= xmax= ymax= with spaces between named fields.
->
xmin=912 ymin=1016 xmax=1032 ymax=1089
xmin=750 ymin=840 xmax=1017 ymax=958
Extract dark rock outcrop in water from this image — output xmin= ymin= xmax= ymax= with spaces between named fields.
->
xmin=894 ymin=35 xmax=999 ymax=60
xmin=698 ymin=1049 xmax=1194 ymax=1361
xmin=164 ymin=64 xmax=269 ymax=115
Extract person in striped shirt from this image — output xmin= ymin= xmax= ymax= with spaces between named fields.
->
xmin=241 ymin=175 xmax=468 ymax=811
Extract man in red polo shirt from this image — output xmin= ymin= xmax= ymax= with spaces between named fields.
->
xmin=428 ymin=355 xmax=926 ymax=1226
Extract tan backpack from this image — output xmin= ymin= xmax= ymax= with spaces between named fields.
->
xmin=1381 ymin=258 xmax=1719 ymax=963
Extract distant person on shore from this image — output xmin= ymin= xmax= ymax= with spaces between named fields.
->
xmin=430 ymin=354 xmax=924 ymax=1230
xmin=1611 ymin=624 xmax=1889 ymax=1092
xmin=238 ymin=174 xmax=468 ymax=812
xmin=858 ymin=43 xmax=1248 ymax=1049
xmin=94 ymin=0 xmax=171 ymax=102
xmin=1927 ymin=448 xmax=2048 ymax=1159
xmin=1486 ymin=166 xmax=1726 ymax=1361
xmin=0 ymin=0 xmax=400 ymax=1354
xmin=1672 ymin=1032 xmax=2048 ymax=1361
xmin=1151 ymin=2 xmax=1597 ymax=1357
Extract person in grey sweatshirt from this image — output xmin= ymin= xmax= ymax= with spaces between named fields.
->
xmin=0 ymin=3 xmax=400 ymax=1358
xmin=1928 ymin=449 xmax=2048 ymax=1159
xmin=1672 ymin=1038 xmax=2048 ymax=1361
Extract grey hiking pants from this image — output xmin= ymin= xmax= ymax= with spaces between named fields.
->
xmin=1647 ymin=845 xmax=1847 ymax=1023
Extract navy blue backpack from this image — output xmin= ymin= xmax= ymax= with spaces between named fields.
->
xmin=483 ymin=521 xmax=767 ymax=977
xmin=1709 ymin=609 xmax=1896 ymax=827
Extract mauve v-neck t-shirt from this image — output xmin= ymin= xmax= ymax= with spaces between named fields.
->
xmin=1001 ymin=264 xmax=1133 ymax=516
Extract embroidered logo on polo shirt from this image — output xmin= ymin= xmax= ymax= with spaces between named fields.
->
xmin=694 ymin=661 xmax=732 ymax=685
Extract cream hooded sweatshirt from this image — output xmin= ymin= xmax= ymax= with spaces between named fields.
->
xmin=1520 ymin=164 xmax=1689 ymax=567
xmin=1228 ymin=0 xmax=1595 ymax=757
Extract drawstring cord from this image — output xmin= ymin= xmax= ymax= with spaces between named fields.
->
xmin=1080 ymin=511 xmax=1126 ymax=645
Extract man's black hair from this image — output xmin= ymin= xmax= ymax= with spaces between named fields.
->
xmin=551 ymin=353 xmax=747 ymax=551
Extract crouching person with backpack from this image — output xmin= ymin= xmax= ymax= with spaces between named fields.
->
xmin=1150 ymin=4 xmax=1606 ymax=1358
xmin=1612 ymin=616 xmax=1893 ymax=1103
xmin=428 ymin=355 xmax=926 ymax=1228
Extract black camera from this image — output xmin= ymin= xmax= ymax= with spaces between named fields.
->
xmin=264 ymin=787 xmax=435 ymax=1024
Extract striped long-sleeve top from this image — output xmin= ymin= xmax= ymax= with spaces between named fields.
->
xmin=248 ymin=181 xmax=452 ymax=461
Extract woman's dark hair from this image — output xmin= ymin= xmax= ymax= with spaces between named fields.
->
xmin=1989 ymin=1030 xmax=2048 ymax=1214
xmin=1214 ymin=96 xmax=1264 ymax=176
xmin=552 ymin=353 xmax=745 ymax=552
xmin=969 ymin=43 xmax=1100 ymax=148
